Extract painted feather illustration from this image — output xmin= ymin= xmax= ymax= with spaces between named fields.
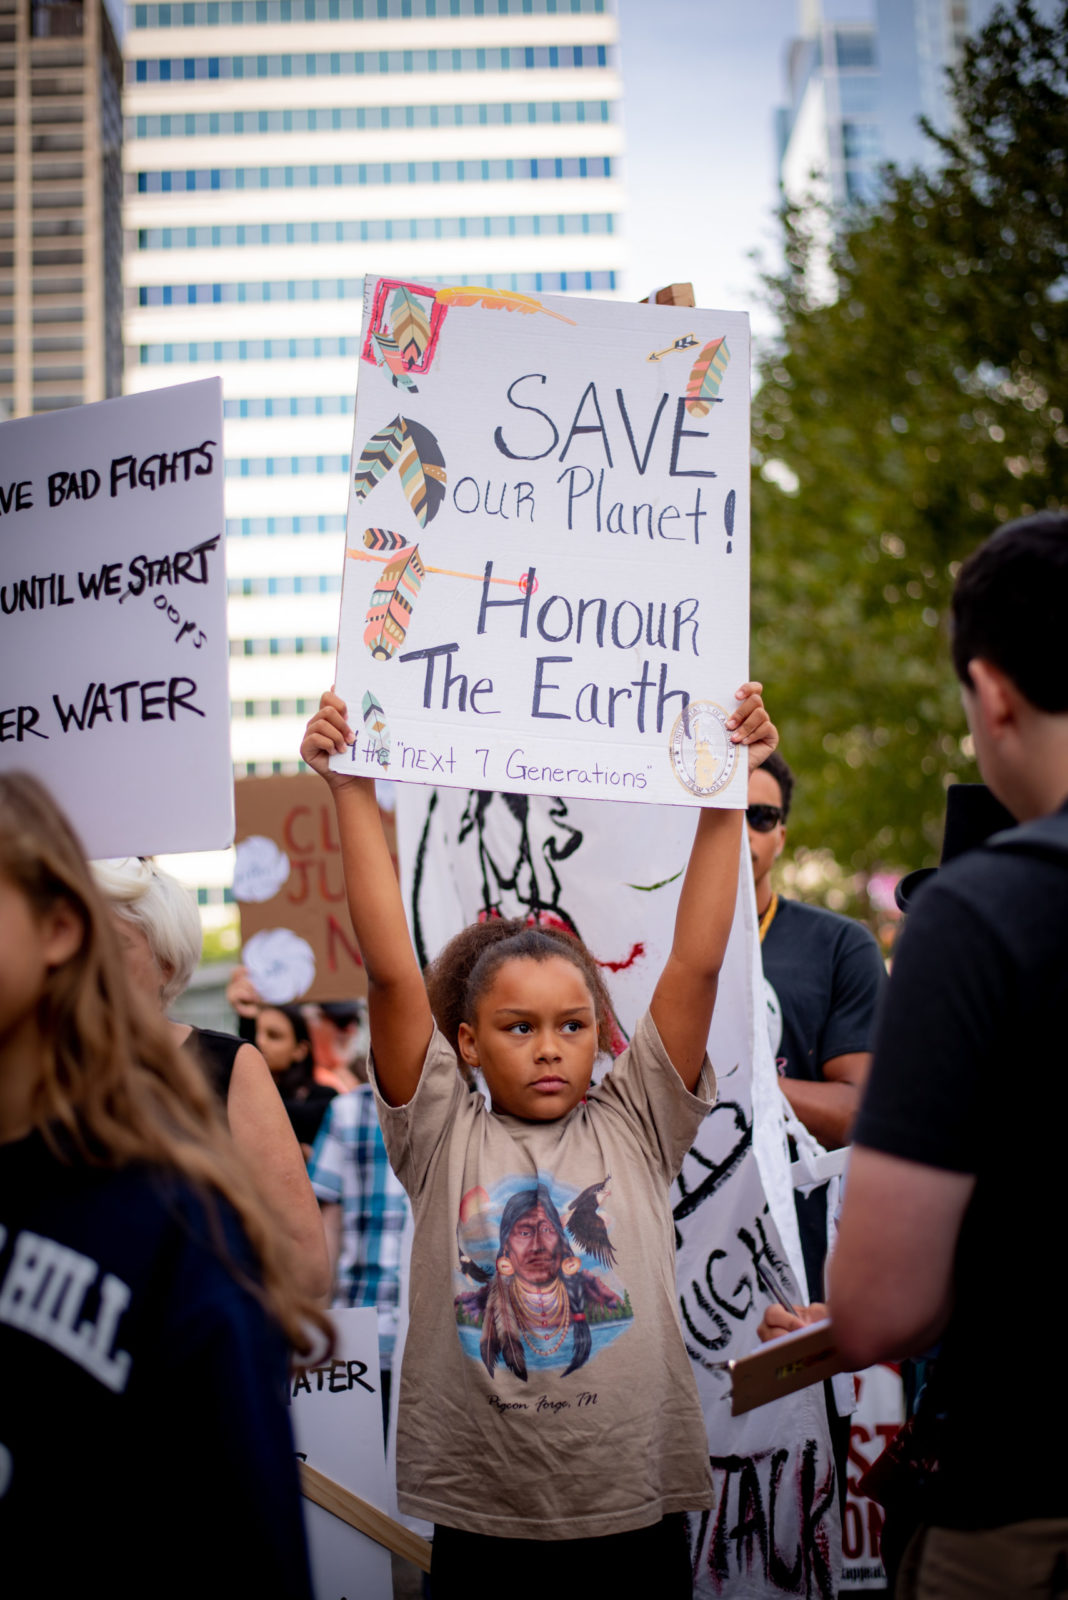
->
xmin=390 ymin=285 xmax=433 ymax=368
xmin=685 ymin=337 xmax=731 ymax=417
xmin=351 ymin=416 xmax=446 ymax=528
xmin=363 ymin=543 xmax=425 ymax=660
xmin=370 ymin=330 xmax=417 ymax=393
xmin=352 ymin=417 xmax=405 ymax=504
xmin=397 ymin=416 xmax=446 ymax=527
xmin=434 ymin=285 xmax=576 ymax=326
xmin=363 ymin=526 xmax=410 ymax=553
xmin=480 ymin=1275 xmax=527 ymax=1381
xmin=360 ymin=691 xmax=391 ymax=768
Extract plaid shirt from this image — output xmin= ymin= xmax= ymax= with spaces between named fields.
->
xmin=307 ymin=1086 xmax=408 ymax=1368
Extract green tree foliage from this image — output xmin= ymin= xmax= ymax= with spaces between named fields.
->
xmin=751 ymin=1 xmax=1067 ymax=888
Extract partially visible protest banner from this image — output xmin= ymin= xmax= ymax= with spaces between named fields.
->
xmin=333 ymin=278 xmax=750 ymax=809
xmin=842 ymin=1364 xmax=905 ymax=1592
xmin=233 ymin=772 xmax=398 ymax=1003
xmin=0 ymin=380 xmax=231 ymax=856
xmin=289 ymin=1308 xmax=392 ymax=1600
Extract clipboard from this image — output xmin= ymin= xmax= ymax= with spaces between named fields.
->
xmin=729 ymin=1318 xmax=850 ymax=1415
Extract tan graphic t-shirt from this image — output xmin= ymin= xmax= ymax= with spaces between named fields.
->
xmin=374 ymin=1010 xmax=716 ymax=1540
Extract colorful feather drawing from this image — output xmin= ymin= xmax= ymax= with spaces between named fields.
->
xmin=363 ymin=543 xmax=425 ymax=660
xmin=434 ymin=285 xmax=576 ymax=325
xmin=362 ymin=526 xmax=410 ymax=553
xmin=351 ymin=416 xmax=446 ymax=528
xmin=390 ymin=285 xmax=433 ymax=368
xmin=684 ymin=337 xmax=731 ymax=417
xmin=361 ymin=278 xmax=447 ymax=375
xmin=370 ymin=330 xmax=418 ymax=393
xmin=361 ymin=690 xmax=391 ymax=768
xmin=352 ymin=417 xmax=405 ymax=504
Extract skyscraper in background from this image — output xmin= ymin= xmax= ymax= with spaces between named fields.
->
xmin=121 ymin=0 xmax=625 ymax=922
xmin=0 ymin=0 xmax=122 ymax=420
xmin=776 ymin=0 xmax=1003 ymax=209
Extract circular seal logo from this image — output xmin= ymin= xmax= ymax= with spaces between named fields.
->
xmin=669 ymin=700 xmax=738 ymax=798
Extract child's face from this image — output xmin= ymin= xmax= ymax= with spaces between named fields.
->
xmin=457 ymin=955 xmax=598 ymax=1122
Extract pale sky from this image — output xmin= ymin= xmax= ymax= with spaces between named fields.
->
xmin=617 ymin=0 xmax=799 ymax=340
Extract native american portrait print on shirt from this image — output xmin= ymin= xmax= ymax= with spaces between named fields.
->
xmin=454 ymin=1175 xmax=634 ymax=1381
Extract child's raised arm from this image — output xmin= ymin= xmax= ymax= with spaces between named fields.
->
xmin=301 ymin=691 xmax=433 ymax=1106
xmin=649 ymin=683 xmax=777 ymax=1091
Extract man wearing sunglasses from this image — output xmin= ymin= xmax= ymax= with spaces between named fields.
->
xmin=749 ymin=751 xmax=887 ymax=1295
xmin=751 ymin=753 xmax=887 ymax=1152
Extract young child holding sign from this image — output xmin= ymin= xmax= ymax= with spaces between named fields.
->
xmin=0 ymin=773 xmax=322 ymax=1598
xmin=302 ymin=684 xmax=776 ymax=1598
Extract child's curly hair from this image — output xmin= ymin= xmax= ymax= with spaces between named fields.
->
xmin=425 ymin=917 xmax=615 ymax=1060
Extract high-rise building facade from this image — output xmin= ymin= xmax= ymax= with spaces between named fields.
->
xmin=776 ymin=0 xmax=1006 ymax=211
xmin=777 ymin=9 xmax=878 ymax=209
xmin=122 ymin=0 xmax=626 ymax=826
xmin=0 ymin=0 xmax=123 ymax=420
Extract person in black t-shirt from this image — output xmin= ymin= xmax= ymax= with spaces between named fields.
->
xmin=751 ymin=750 xmax=886 ymax=1313
xmin=830 ymin=512 xmax=1068 ymax=1597
xmin=751 ymin=750 xmax=887 ymax=1159
xmin=0 ymin=772 xmax=330 ymax=1597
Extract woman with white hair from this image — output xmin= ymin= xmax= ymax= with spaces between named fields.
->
xmin=93 ymin=856 xmax=330 ymax=1302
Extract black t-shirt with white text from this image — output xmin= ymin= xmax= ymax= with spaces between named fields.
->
xmin=0 ymin=1132 xmax=312 ymax=1596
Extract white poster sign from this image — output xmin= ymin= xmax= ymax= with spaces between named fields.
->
xmin=334 ymin=278 xmax=750 ymax=809
xmin=289 ymin=1307 xmax=392 ymax=1600
xmin=0 ymin=380 xmax=232 ymax=856
xmin=397 ymin=785 xmax=840 ymax=1597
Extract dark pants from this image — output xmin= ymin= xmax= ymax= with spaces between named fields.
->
xmin=430 ymin=1513 xmax=693 ymax=1600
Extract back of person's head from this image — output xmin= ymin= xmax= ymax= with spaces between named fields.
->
xmin=760 ymin=749 xmax=795 ymax=822
xmin=91 ymin=856 xmax=202 ymax=1007
xmin=0 ymin=772 xmax=327 ymax=1359
xmin=425 ymin=916 xmax=615 ymax=1062
xmin=952 ymin=511 xmax=1068 ymax=711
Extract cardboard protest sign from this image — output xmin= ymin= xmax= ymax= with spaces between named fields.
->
xmin=288 ymin=1308 xmax=392 ymax=1600
xmin=0 ymin=380 xmax=231 ymax=857
xmin=333 ymin=278 xmax=750 ymax=809
xmin=234 ymin=773 xmax=398 ymax=1003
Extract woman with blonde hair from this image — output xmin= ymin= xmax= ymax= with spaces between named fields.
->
xmin=0 ymin=772 xmax=326 ymax=1597
xmin=92 ymin=853 xmax=330 ymax=1299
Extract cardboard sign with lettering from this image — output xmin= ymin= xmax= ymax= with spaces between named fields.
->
xmin=234 ymin=772 xmax=398 ymax=1003
xmin=289 ymin=1308 xmax=392 ymax=1600
xmin=0 ymin=380 xmax=231 ymax=856
xmin=332 ymin=278 xmax=750 ymax=809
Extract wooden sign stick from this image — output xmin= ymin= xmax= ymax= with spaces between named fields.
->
xmin=640 ymin=282 xmax=697 ymax=308
xmin=299 ymin=1460 xmax=432 ymax=1573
